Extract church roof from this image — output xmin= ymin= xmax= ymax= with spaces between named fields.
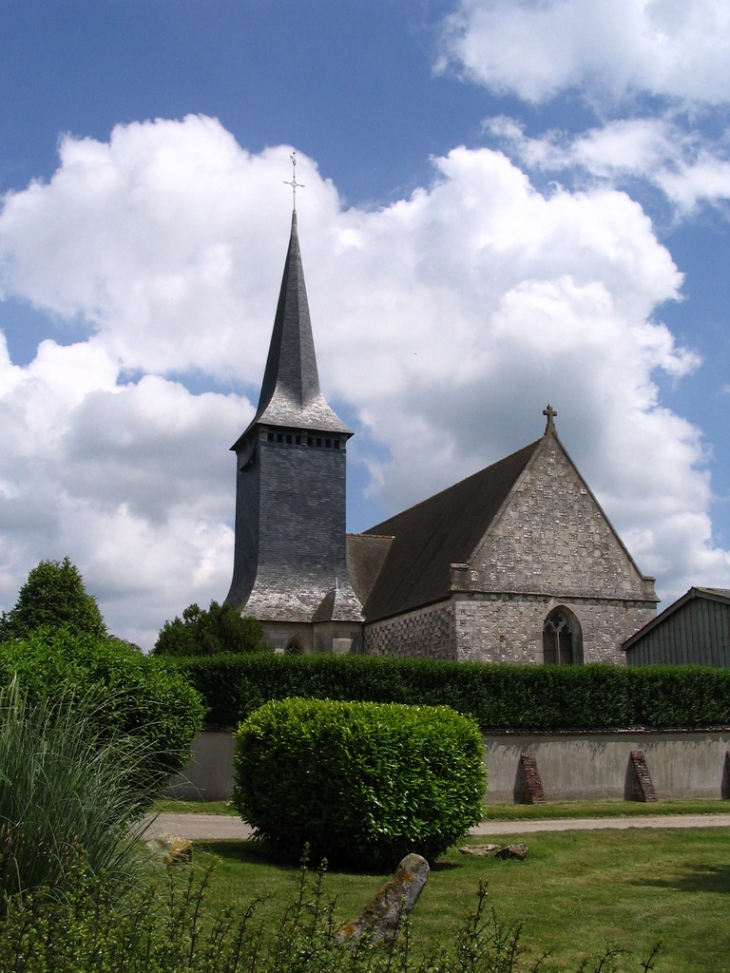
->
xmin=234 ymin=212 xmax=351 ymax=447
xmin=361 ymin=439 xmax=540 ymax=621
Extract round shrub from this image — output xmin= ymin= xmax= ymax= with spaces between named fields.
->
xmin=232 ymin=697 xmax=486 ymax=869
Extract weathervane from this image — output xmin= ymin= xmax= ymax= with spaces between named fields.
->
xmin=283 ymin=151 xmax=305 ymax=211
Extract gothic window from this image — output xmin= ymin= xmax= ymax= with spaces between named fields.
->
xmin=284 ymin=637 xmax=304 ymax=655
xmin=543 ymin=608 xmax=583 ymax=665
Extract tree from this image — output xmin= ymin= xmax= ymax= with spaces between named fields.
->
xmin=0 ymin=557 xmax=107 ymax=641
xmin=153 ymin=600 xmax=271 ymax=656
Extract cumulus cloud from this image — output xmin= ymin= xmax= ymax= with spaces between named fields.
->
xmin=437 ymin=0 xmax=730 ymax=106
xmin=0 ymin=116 xmax=728 ymax=644
xmin=484 ymin=115 xmax=730 ymax=217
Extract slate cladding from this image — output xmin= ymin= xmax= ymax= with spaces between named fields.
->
xmin=225 ymin=212 xmax=362 ymax=652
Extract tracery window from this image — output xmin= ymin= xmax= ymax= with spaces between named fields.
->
xmin=543 ymin=608 xmax=583 ymax=665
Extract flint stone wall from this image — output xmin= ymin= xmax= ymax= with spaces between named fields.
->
xmin=364 ymin=596 xmax=654 ymax=664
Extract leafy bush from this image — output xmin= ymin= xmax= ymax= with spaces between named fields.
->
xmin=170 ymin=654 xmax=730 ymax=730
xmin=233 ymin=698 xmax=486 ymax=869
xmin=0 ymin=557 xmax=106 ymax=641
xmin=0 ymin=680 xmax=156 ymax=901
xmin=153 ymin=601 xmax=271 ymax=656
xmin=0 ymin=628 xmax=205 ymax=785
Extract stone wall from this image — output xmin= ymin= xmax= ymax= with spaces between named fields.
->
xmin=453 ymin=593 xmax=656 ymax=664
xmin=470 ymin=434 xmax=656 ymax=603
xmin=365 ymin=601 xmax=456 ymax=658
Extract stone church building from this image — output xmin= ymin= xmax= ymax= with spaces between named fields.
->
xmin=225 ymin=213 xmax=658 ymax=664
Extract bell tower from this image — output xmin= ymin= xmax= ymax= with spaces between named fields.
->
xmin=225 ymin=209 xmax=363 ymax=653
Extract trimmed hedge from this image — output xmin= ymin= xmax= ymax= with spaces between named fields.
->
xmin=233 ymin=698 xmax=486 ymax=868
xmin=168 ymin=654 xmax=730 ymax=730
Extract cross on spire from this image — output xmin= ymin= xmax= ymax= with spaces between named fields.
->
xmin=543 ymin=404 xmax=557 ymax=432
xmin=283 ymin=151 xmax=305 ymax=211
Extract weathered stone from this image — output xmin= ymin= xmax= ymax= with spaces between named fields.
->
xmin=336 ymin=853 xmax=430 ymax=946
xmin=146 ymin=834 xmax=193 ymax=865
xmin=459 ymin=844 xmax=500 ymax=856
xmin=495 ymin=843 xmax=528 ymax=860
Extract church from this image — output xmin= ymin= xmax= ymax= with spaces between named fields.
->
xmin=225 ymin=211 xmax=659 ymax=664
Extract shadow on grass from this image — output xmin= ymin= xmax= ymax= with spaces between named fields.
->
xmin=194 ymin=838 xmax=470 ymax=876
xmin=632 ymin=864 xmax=730 ymax=894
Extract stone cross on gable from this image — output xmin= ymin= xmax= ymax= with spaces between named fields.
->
xmin=543 ymin=404 xmax=557 ymax=432
xmin=283 ymin=151 xmax=305 ymax=211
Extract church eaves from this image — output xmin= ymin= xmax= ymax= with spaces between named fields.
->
xmin=234 ymin=211 xmax=351 ymax=448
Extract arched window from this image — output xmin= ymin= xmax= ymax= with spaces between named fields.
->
xmin=284 ymin=637 xmax=304 ymax=656
xmin=543 ymin=608 xmax=583 ymax=665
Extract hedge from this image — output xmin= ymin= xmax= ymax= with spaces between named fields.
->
xmin=166 ymin=654 xmax=730 ymax=731
xmin=233 ymin=698 xmax=486 ymax=868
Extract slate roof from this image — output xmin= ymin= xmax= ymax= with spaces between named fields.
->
xmin=233 ymin=212 xmax=351 ymax=448
xmin=360 ymin=440 xmax=540 ymax=621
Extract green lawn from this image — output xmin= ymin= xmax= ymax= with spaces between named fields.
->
xmin=154 ymin=827 xmax=730 ymax=973
xmin=155 ymin=796 xmax=730 ymax=820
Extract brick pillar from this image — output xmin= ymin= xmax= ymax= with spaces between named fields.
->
xmin=518 ymin=752 xmax=546 ymax=805
xmin=628 ymin=750 xmax=657 ymax=803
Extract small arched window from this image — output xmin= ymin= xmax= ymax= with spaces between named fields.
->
xmin=543 ymin=608 xmax=583 ymax=665
xmin=284 ymin=637 xmax=304 ymax=656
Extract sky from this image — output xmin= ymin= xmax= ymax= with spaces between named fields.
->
xmin=1 ymin=0 xmax=730 ymax=649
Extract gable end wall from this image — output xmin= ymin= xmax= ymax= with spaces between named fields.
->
xmin=472 ymin=435 xmax=653 ymax=601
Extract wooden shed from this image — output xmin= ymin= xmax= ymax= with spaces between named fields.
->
xmin=623 ymin=587 xmax=730 ymax=666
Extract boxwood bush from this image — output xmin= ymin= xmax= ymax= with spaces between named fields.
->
xmin=170 ymin=654 xmax=730 ymax=731
xmin=233 ymin=698 xmax=486 ymax=869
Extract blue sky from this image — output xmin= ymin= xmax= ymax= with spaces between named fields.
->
xmin=1 ymin=0 xmax=729 ymax=647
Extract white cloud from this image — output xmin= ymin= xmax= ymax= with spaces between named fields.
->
xmin=438 ymin=0 xmax=730 ymax=106
xmin=0 ymin=117 xmax=727 ymax=644
xmin=484 ymin=115 xmax=730 ymax=217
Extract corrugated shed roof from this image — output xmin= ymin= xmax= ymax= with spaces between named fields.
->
xmin=361 ymin=440 xmax=540 ymax=621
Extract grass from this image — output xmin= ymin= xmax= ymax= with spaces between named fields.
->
xmin=481 ymin=798 xmax=730 ymax=820
xmin=154 ymin=798 xmax=237 ymax=815
xmin=155 ymin=796 xmax=730 ymax=820
xmin=149 ymin=827 xmax=730 ymax=973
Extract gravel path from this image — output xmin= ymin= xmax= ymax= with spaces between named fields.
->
xmin=144 ymin=812 xmax=730 ymax=841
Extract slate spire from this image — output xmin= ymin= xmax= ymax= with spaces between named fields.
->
xmin=239 ymin=211 xmax=351 ymax=441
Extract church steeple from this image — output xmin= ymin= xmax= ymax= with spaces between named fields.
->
xmin=226 ymin=209 xmax=363 ymax=650
xmin=235 ymin=212 xmax=351 ymax=446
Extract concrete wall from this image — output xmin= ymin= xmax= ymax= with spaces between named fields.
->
xmin=485 ymin=730 xmax=730 ymax=802
xmin=164 ymin=728 xmax=730 ymax=803
xmin=165 ymin=731 xmax=238 ymax=802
